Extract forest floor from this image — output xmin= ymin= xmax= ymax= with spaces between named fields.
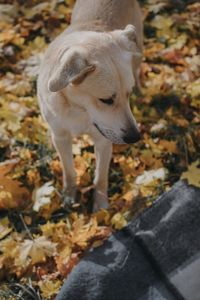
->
xmin=0 ymin=0 xmax=199 ymax=299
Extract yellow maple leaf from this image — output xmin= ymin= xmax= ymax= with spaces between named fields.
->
xmin=69 ymin=217 xmax=98 ymax=248
xmin=158 ymin=140 xmax=178 ymax=154
xmin=16 ymin=236 xmax=57 ymax=267
xmin=151 ymin=15 xmax=174 ymax=40
xmin=41 ymin=221 xmax=69 ymax=243
xmin=0 ymin=99 xmax=21 ymax=132
xmin=140 ymin=149 xmax=163 ymax=169
xmin=39 ymin=279 xmax=62 ymax=299
xmin=139 ymin=181 xmax=159 ymax=198
xmin=111 ymin=212 xmax=127 ymax=230
xmin=186 ymin=78 xmax=200 ymax=99
xmin=0 ymin=233 xmax=20 ymax=271
xmin=181 ymin=161 xmax=200 ymax=187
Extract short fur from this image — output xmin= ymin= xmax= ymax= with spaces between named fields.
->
xmin=37 ymin=0 xmax=143 ymax=211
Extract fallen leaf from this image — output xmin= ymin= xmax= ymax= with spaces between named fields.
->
xmin=111 ymin=212 xmax=127 ymax=230
xmin=32 ymin=181 xmax=55 ymax=212
xmin=39 ymin=279 xmax=62 ymax=299
xmin=181 ymin=161 xmax=200 ymax=187
xmin=41 ymin=221 xmax=69 ymax=243
xmin=55 ymin=252 xmax=80 ymax=277
xmin=135 ymin=168 xmax=168 ymax=185
xmin=158 ymin=140 xmax=178 ymax=154
xmin=16 ymin=236 xmax=57 ymax=267
xmin=0 ymin=217 xmax=12 ymax=239
xmin=93 ymin=209 xmax=110 ymax=225
xmin=186 ymin=78 xmax=200 ymax=100
xmin=0 ymin=160 xmax=30 ymax=210
xmin=151 ymin=15 xmax=174 ymax=40
xmin=55 ymin=244 xmax=72 ymax=277
xmin=69 ymin=217 xmax=98 ymax=249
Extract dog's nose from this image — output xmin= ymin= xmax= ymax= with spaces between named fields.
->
xmin=122 ymin=129 xmax=141 ymax=144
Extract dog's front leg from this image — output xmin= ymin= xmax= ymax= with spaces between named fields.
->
xmin=51 ymin=132 xmax=76 ymax=205
xmin=92 ymin=135 xmax=112 ymax=212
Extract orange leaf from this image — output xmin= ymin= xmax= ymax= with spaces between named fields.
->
xmin=0 ymin=160 xmax=30 ymax=210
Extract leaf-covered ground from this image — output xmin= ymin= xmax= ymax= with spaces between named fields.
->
xmin=0 ymin=0 xmax=199 ymax=299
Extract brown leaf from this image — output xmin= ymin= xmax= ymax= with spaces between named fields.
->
xmin=55 ymin=252 xmax=80 ymax=278
xmin=0 ymin=160 xmax=30 ymax=210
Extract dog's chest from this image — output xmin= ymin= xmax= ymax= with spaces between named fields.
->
xmin=45 ymin=102 xmax=92 ymax=136
xmin=40 ymin=91 xmax=93 ymax=136
xmin=64 ymin=105 xmax=92 ymax=135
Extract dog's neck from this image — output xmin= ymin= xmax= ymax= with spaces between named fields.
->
xmin=66 ymin=20 xmax=111 ymax=34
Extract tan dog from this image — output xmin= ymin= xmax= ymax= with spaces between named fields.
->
xmin=37 ymin=0 xmax=143 ymax=211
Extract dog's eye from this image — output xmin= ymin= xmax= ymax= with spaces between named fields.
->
xmin=99 ymin=98 xmax=114 ymax=105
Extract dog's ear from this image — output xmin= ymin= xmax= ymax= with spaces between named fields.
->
xmin=113 ymin=24 xmax=142 ymax=58
xmin=123 ymin=25 xmax=138 ymax=44
xmin=48 ymin=48 xmax=95 ymax=92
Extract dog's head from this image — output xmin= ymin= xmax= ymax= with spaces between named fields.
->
xmin=48 ymin=25 xmax=142 ymax=144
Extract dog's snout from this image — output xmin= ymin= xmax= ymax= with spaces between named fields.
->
xmin=122 ymin=128 xmax=141 ymax=144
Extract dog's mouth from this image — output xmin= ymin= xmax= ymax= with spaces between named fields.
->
xmin=93 ymin=123 xmax=125 ymax=144
xmin=93 ymin=123 xmax=107 ymax=139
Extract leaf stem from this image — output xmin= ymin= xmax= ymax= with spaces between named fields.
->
xmin=19 ymin=213 xmax=33 ymax=240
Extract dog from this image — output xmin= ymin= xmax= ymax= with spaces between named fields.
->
xmin=37 ymin=0 xmax=143 ymax=212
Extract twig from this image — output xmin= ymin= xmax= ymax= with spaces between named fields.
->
xmin=19 ymin=214 xmax=33 ymax=240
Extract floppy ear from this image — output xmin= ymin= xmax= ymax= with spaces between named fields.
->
xmin=48 ymin=48 xmax=95 ymax=92
xmin=113 ymin=24 xmax=142 ymax=58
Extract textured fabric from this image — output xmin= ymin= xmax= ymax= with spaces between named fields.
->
xmin=136 ymin=181 xmax=200 ymax=300
xmin=56 ymin=181 xmax=200 ymax=300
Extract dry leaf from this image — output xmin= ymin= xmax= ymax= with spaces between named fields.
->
xmin=93 ymin=209 xmax=110 ymax=225
xmin=41 ymin=221 xmax=69 ymax=242
xmin=0 ymin=217 xmax=12 ymax=239
xmin=111 ymin=213 xmax=127 ymax=230
xmin=39 ymin=279 xmax=62 ymax=299
xmin=135 ymin=168 xmax=168 ymax=185
xmin=158 ymin=140 xmax=178 ymax=154
xmin=32 ymin=181 xmax=55 ymax=212
xmin=181 ymin=161 xmax=200 ymax=187
xmin=0 ymin=160 xmax=30 ymax=210
xmin=16 ymin=236 xmax=57 ymax=267
xmin=55 ymin=252 xmax=80 ymax=277
xmin=69 ymin=217 xmax=98 ymax=248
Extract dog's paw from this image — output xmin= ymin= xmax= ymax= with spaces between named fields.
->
xmin=63 ymin=195 xmax=75 ymax=206
xmin=93 ymin=190 xmax=109 ymax=212
xmin=62 ymin=187 xmax=77 ymax=207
